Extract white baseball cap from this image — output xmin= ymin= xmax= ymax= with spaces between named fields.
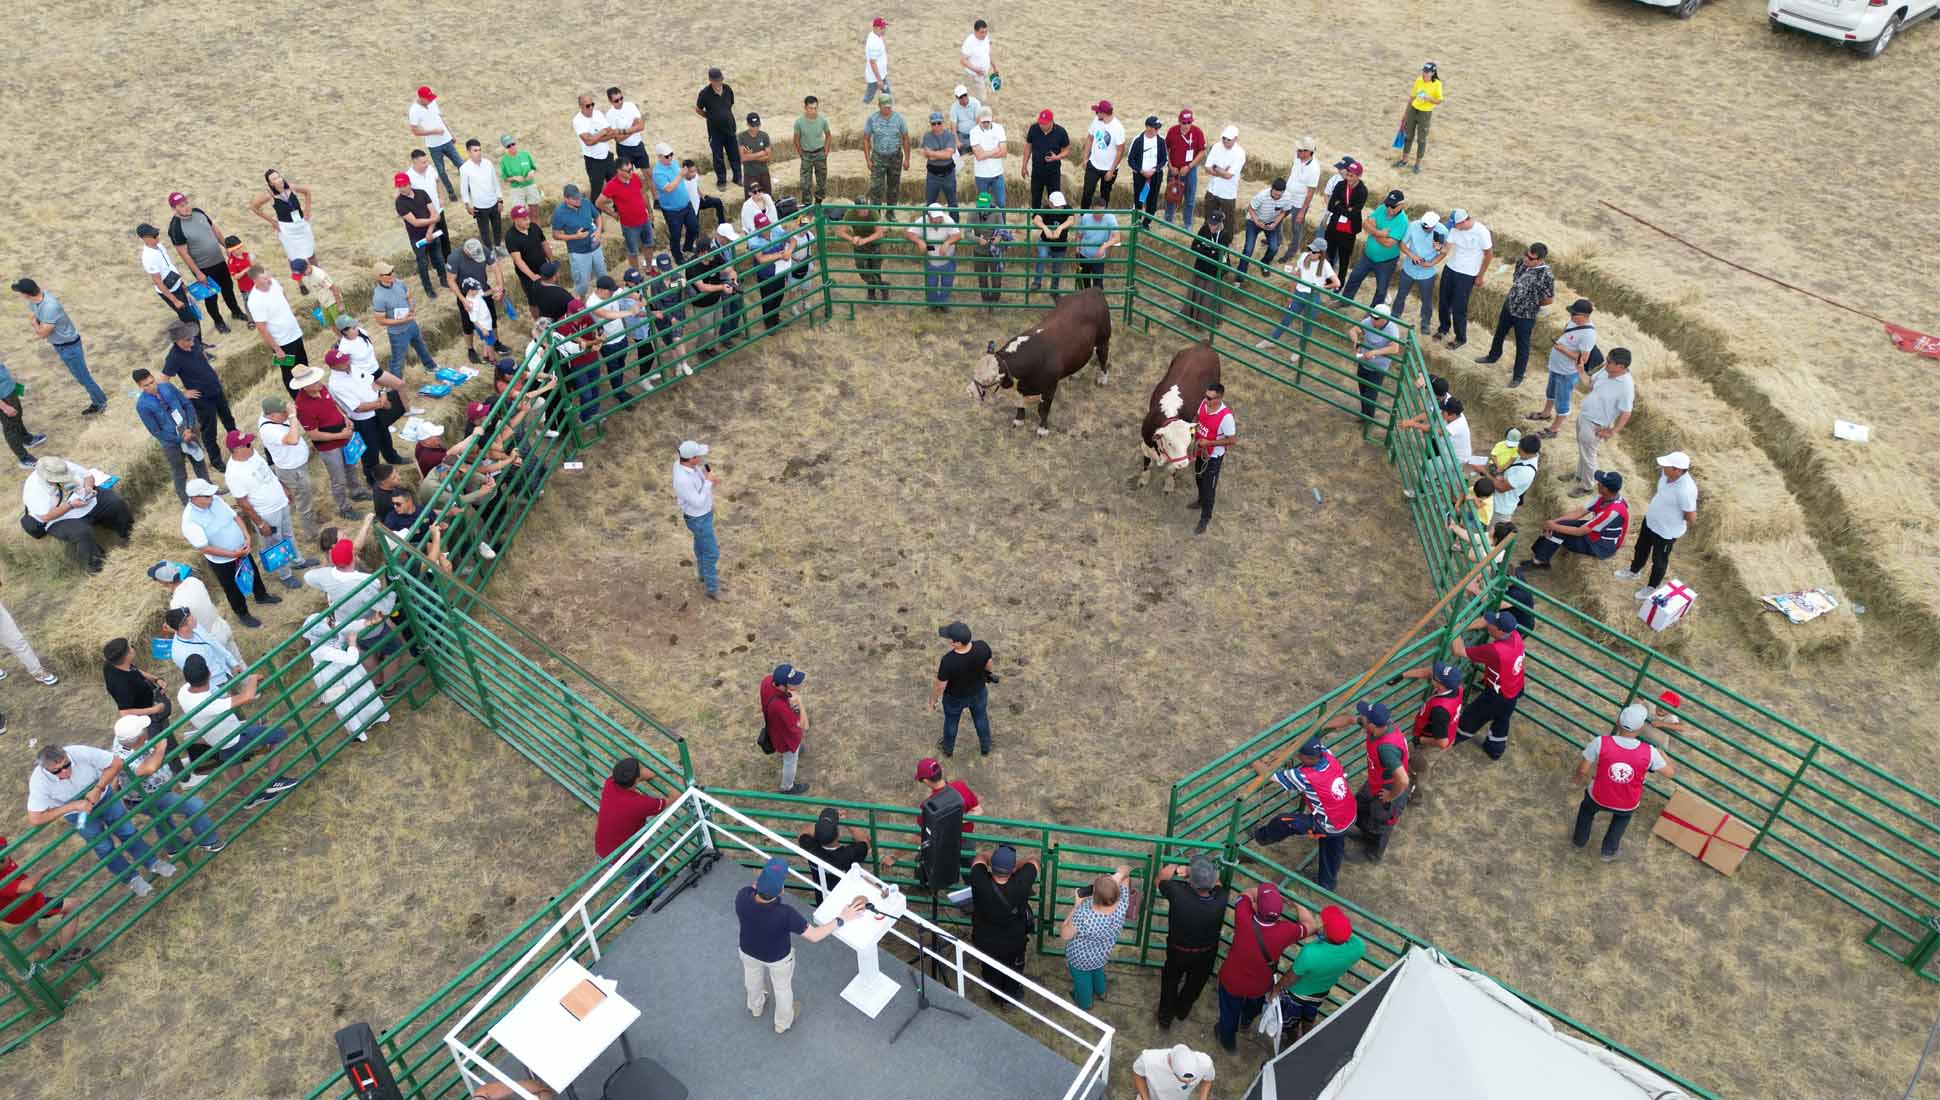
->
xmin=1048 ymin=191 xmax=1067 ymax=208
xmin=1296 ymin=135 xmax=1317 ymax=152
xmin=953 ymin=83 xmax=969 ymax=97
xmin=114 ymin=715 xmax=152 ymax=743
xmin=1371 ymin=303 xmax=1392 ymax=316
xmin=1419 ymin=211 xmax=1439 ymax=228
xmin=653 ymin=141 xmax=674 ymax=156
xmin=1220 ymin=125 xmax=1239 ymax=140
xmin=1618 ymin=703 xmax=1649 ymax=731
xmin=678 ymin=441 xmax=710 ymax=459
xmin=1449 ymin=208 xmax=1471 ymax=223
xmin=184 ymin=478 xmax=220 ymax=497
xmin=1656 ymin=451 xmax=1692 ymax=470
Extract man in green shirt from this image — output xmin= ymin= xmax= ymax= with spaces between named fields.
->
xmin=498 ymin=135 xmax=541 ymax=208
xmin=862 ymin=95 xmax=909 ymax=206
xmin=1343 ymin=188 xmax=1410 ymax=305
xmin=793 ymin=96 xmax=834 ymax=205
xmin=1282 ymin=904 xmax=1367 ymax=1042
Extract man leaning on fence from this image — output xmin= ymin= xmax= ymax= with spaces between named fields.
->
xmin=595 ymin=756 xmax=669 ymax=917
xmin=24 ymin=743 xmax=177 ymax=898
xmin=968 ymin=843 xmax=1038 ymax=1008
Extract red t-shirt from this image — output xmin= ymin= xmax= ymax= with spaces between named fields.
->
xmin=601 ymin=173 xmax=650 ymax=227
xmin=918 ymin=779 xmax=980 ymax=833
xmin=0 ymin=848 xmax=54 ymax=926
xmin=1217 ymin=896 xmax=1306 ymax=998
xmin=227 ymin=250 xmax=255 ymax=294
xmin=1164 ymin=124 xmax=1206 ymax=169
xmin=414 ymin=440 xmax=448 ymax=478
xmin=1464 ymin=634 xmax=1526 ymax=699
xmin=293 ymin=390 xmax=350 ymax=452
xmin=593 ymin=779 xmax=668 ymax=857
xmin=759 ymin=675 xmax=804 ymax=754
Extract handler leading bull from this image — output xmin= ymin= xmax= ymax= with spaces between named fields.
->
xmin=968 ymin=287 xmax=1112 ymax=436
xmin=1135 ymin=343 xmax=1220 ymax=495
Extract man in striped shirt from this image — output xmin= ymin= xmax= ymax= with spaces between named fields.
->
xmin=1521 ymin=470 xmax=1629 ymax=571
xmin=1249 ymin=737 xmax=1356 ymax=890
xmin=1238 ymin=178 xmax=1297 ymax=276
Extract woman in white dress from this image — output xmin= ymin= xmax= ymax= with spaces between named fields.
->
xmin=250 ymin=169 xmax=318 ymax=276
xmin=302 ymin=612 xmax=388 ymax=742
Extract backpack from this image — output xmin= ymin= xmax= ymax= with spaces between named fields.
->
xmin=1563 ymin=324 xmax=1603 ymax=372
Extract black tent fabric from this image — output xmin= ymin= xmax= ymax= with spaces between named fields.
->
xmin=1242 ymin=965 xmax=1400 ymax=1100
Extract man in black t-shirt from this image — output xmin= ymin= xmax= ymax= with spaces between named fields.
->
xmin=102 ymin=636 xmax=199 ymax=775
xmin=929 ymin=620 xmax=994 ymax=756
xmin=394 ymin=176 xmax=449 ymax=297
xmin=1024 ymin=111 xmax=1071 ymax=210
xmin=527 ymin=261 xmax=575 ymax=322
xmin=693 ymin=68 xmax=741 ymax=187
xmin=968 ymin=844 xmax=1038 ymax=1006
xmin=1154 ymin=853 xmax=1231 ymax=1029
xmin=502 ymin=205 xmax=552 ymax=307
xmin=797 ymin=807 xmax=871 ymax=903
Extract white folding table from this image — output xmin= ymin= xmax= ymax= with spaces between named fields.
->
xmin=488 ymin=958 xmax=642 ymax=1098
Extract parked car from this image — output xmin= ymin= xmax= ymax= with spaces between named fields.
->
xmin=1634 ymin=0 xmax=1706 ymax=17
xmin=1769 ymin=0 xmax=1940 ymax=58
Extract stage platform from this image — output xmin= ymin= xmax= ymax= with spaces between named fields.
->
xmin=520 ymin=859 xmax=1101 ymax=1099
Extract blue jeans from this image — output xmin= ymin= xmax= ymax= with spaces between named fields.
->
xmin=661 ymin=205 xmax=701 ymax=266
xmin=924 ymin=172 xmax=958 ymax=210
xmin=1252 ymin=811 xmax=1346 ymax=890
xmin=1239 ymin=223 xmax=1282 ymax=275
xmin=54 ymin=340 xmax=108 ymax=408
xmin=940 ymin=684 xmax=991 ymax=754
xmin=1390 ymin=270 xmax=1436 ymax=329
xmin=68 ymin=795 xmax=153 ymax=882
xmin=426 ymin=142 xmax=463 ymax=197
xmin=1342 ymin=255 xmax=1397 ymax=304
xmin=142 ymin=790 xmax=221 ymax=852
xmin=1164 ymin=164 xmax=1199 ymax=226
xmin=1269 ymin=292 xmax=1319 ymax=346
xmin=925 ymin=258 xmax=958 ymax=304
xmin=568 ymin=249 xmax=608 ymax=299
xmin=1033 ymin=246 xmax=1067 ymax=290
xmin=1068 ymin=963 xmax=1107 ymax=1010
xmin=1215 ymin=984 xmax=1264 ymax=1052
xmin=569 ymin=358 xmax=604 ymax=423
xmin=215 ymin=722 xmax=293 ymax=770
xmin=684 ymin=511 xmax=719 ymax=594
xmin=974 ymin=175 xmax=1006 ymax=207
xmin=1546 ymin=370 xmax=1578 ymax=415
xmin=621 ymin=221 xmax=654 ymax=259
xmin=385 ymin=322 xmax=438 ymax=376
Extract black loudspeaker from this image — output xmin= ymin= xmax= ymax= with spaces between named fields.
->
xmin=335 ymin=1022 xmax=404 ymax=1100
xmin=917 ymin=785 xmax=966 ymax=891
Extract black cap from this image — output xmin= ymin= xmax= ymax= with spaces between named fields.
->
xmin=1568 ymin=298 xmax=1594 ymax=315
xmin=707 ymin=66 xmax=723 ymax=79
xmin=8 ymin=278 xmax=39 ymax=296
xmin=939 ymin=621 xmax=973 ymax=643
xmin=538 ymin=260 xmax=560 ymax=277
xmin=135 ymin=222 xmax=161 ymax=238
xmin=1384 ymin=189 xmax=1404 ymax=206
xmin=594 ymin=275 xmax=617 ymax=291
xmin=746 ymin=111 xmax=760 ymax=125
xmin=1594 ymin=469 xmax=1624 ymax=491
xmin=813 ymin=807 xmax=840 ymax=845
xmin=1145 ymin=115 xmax=1161 ymax=128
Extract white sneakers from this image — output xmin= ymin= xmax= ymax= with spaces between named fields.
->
xmin=148 ymin=858 xmax=177 ymax=878
xmin=1613 ymin=568 xmax=1640 ymax=580
xmin=1635 ymin=587 xmax=1656 ymax=600
xmin=129 ymin=877 xmax=154 ymax=898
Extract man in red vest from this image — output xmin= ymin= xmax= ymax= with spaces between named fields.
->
xmin=1188 ymin=382 xmax=1236 ymax=536
xmin=1454 ymin=610 xmax=1525 ymax=761
xmin=1520 ymin=469 xmax=1629 ymax=571
xmin=1320 ymin=700 xmax=1413 ymax=862
xmin=1250 ymin=737 xmax=1356 ymax=890
xmin=1571 ymin=703 xmax=1676 ymax=860
xmin=1392 ymin=660 xmax=1464 ymax=750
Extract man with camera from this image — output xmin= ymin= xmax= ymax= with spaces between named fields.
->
xmin=929 ymin=620 xmax=995 ymax=756
xmin=967 ymin=844 xmax=1038 ymax=1008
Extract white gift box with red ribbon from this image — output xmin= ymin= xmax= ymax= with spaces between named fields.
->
xmin=1639 ymin=580 xmax=1695 ymax=631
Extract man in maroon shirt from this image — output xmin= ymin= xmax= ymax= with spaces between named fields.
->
xmin=759 ymin=663 xmax=809 ymax=795
xmin=289 ymin=364 xmax=369 ymax=517
xmin=1213 ymin=882 xmax=1313 ymax=1052
xmin=595 ymin=756 xmax=669 ymax=916
xmin=885 ymin=757 xmax=985 ymax=880
xmin=1163 ymin=109 xmax=1208 ymax=227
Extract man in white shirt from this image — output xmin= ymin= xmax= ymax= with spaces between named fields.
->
xmin=863 ymin=17 xmax=890 ymax=103
xmin=604 ymin=86 xmax=648 ymax=168
xmin=1618 ymin=451 xmax=1698 ymax=597
xmin=1080 ymin=100 xmax=1126 ymax=210
xmin=224 ymin=431 xmax=305 ymax=590
xmin=245 ymin=266 xmax=308 ymax=389
xmin=672 ymin=440 xmax=722 ymax=600
xmin=1434 ymin=208 xmax=1493 ymax=349
xmin=326 ymin=347 xmax=405 ymax=476
xmin=407 ymin=85 xmax=461 ymax=202
xmin=111 ymin=714 xmax=224 ymax=853
xmin=175 ymin=655 xmax=301 ymax=801
xmin=1201 ymin=126 xmax=1245 ymax=227
xmin=25 ymin=743 xmax=176 ymax=897
xmin=1286 ymin=136 xmax=1321 ymax=257
xmin=961 ymin=19 xmax=995 ymax=96
xmin=458 ymin=139 xmax=505 ymax=257
xmin=22 ymin=455 xmax=131 ymax=572
xmin=148 ymin=561 xmax=245 ymax=665
xmin=1569 ymin=349 xmax=1635 ymax=496
xmin=1239 ymin=178 xmax=1297 ymax=276
xmin=1131 ymin=1043 xmax=1215 ymax=1100
xmin=137 ymin=222 xmax=201 ymax=331
xmin=573 ymin=93 xmax=617 ymax=207
xmin=968 ymin=108 xmax=1008 ymax=208
xmin=257 ymin=394 xmax=318 ymax=541
xmin=1572 ymin=703 xmax=1676 ymax=860
xmin=166 ymin=606 xmax=243 ymax=686
xmin=1489 ymin=435 xmax=1541 ymax=542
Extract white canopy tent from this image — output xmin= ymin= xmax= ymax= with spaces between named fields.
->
xmin=1246 ymin=946 xmax=1692 ymax=1100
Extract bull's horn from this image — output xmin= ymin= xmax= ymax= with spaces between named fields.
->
xmin=986 ymin=340 xmax=996 ymax=353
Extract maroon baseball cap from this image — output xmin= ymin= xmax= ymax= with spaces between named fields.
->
xmin=510 ymin=204 xmax=531 ymax=218
xmin=1091 ymin=99 xmax=1114 ymax=114
xmin=224 ymin=430 xmax=255 ymax=451
xmin=324 ymin=348 xmax=350 ymax=367
xmin=167 ymin=191 xmax=188 ymax=207
xmin=1254 ymin=882 xmax=1285 ymax=918
xmin=465 ymin=401 xmax=490 ymax=423
xmin=914 ymin=757 xmax=943 ymax=782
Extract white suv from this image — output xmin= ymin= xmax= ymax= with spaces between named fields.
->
xmin=1769 ymin=0 xmax=1940 ymax=58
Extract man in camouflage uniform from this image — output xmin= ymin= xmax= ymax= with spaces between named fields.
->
xmin=863 ymin=96 xmax=910 ymax=207
xmin=966 ymin=192 xmax=1013 ymax=307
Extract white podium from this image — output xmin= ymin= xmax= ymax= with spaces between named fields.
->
xmin=811 ymin=865 xmax=906 ymax=1018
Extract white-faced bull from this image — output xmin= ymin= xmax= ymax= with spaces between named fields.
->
xmin=967 ymin=287 xmax=1112 ymax=436
xmin=1136 ymin=343 xmax=1221 ymax=493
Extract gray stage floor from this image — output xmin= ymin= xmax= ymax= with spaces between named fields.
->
xmin=523 ymin=859 xmax=1099 ymax=1099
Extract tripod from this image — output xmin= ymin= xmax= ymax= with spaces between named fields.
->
xmin=889 ymin=890 xmax=970 ymax=1044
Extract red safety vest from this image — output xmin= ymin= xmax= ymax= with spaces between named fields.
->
xmin=1588 ymin=736 xmax=1654 ymax=812
xmin=1298 ymin=752 xmax=1357 ymax=834
xmin=1411 ymin=688 xmax=1463 ymax=748
xmin=1469 ymin=634 xmax=1526 ymax=698
xmin=1364 ymin=725 xmax=1410 ymax=797
xmin=1195 ymin=400 xmax=1229 ymax=457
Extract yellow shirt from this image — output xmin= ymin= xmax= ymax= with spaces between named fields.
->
xmin=1470 ymin=492 xmax=1494 ymax=531
xmin=1411 ymin=77 xmax=1443 ymax=112
xmin=1489 ymin=439 xmax=1519 ymax=471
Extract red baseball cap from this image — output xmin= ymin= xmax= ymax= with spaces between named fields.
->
xmin=224 ymin=430 xmax=255 ymax=451
xmin=914 ymin=757 xmax=943 ymax=781
xmin=465 ymin=401 xmax=490 ymax=423
xmin=1037 ymin=109 xmax=1054 ymax=125
xmin=509 ymin=204 xmax=531 ymax=218
xmin=1320 ymin=904 xmax=1353 ymax=944
xmin=417 ymin=85 xmax=436 ymax=100
xmin=330 ymin=538 xmax=355 ymax=568
xmin=393 ymin=171 xmax=412 ymax=188
xmin=1254 ymin=882 xmax=1285 ymax=918
xmin=167 ymin=191 xmax=187 ymax=207
xmin=1179 ymin=108 xmax=1195 ymax=123
xmin=871 ymin=16 xmax=887 ymax=27
xmin=1091 ymin=100 xmax=1114 ymax=114
xmin=1658 ymin=689 xmax=1683 ymax=709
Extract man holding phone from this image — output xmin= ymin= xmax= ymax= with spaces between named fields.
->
xmin=672 ymin=440 xmax=722 ymax=601
xmin=930 ymin=620 xmax=995 ymax=756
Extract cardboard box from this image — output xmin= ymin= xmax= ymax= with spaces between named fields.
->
xmin=1651 ymin=789 xmax=1756 ymax=876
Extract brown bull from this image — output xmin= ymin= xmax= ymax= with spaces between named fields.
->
xmin=1135 ymin=344 xmax=1221 ymax=493
xmin=967 ymin=287 xmax=1112 ymax=436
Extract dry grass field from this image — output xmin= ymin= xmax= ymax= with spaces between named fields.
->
xmin=3 ymin=0 xmax=1938 ymax=1097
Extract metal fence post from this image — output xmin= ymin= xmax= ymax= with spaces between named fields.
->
xmin=1121 ymin=215 xmax=1142 ymax=325
xmin=814 ymin=203 xmax=834 ymax=324
xmin=1750 ymin=740 xmax=1820 ymax=854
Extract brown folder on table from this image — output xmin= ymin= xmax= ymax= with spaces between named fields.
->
xmin=560 ymin=978 xmax=607 ymax=1020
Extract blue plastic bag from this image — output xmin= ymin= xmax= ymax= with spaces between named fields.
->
xmin=235 ymin=556 xmax=256 ymax=597
xmin=259 ymin=536 xmax=296 ymax=574
xmin=342 ymin=429 xmax=367 ymax=465
xmin=150 ymin=636 xmax=172 ymax=660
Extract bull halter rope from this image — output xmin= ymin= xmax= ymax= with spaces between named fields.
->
xmin=1238 ymin=548 xmax=1500 ymax=798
